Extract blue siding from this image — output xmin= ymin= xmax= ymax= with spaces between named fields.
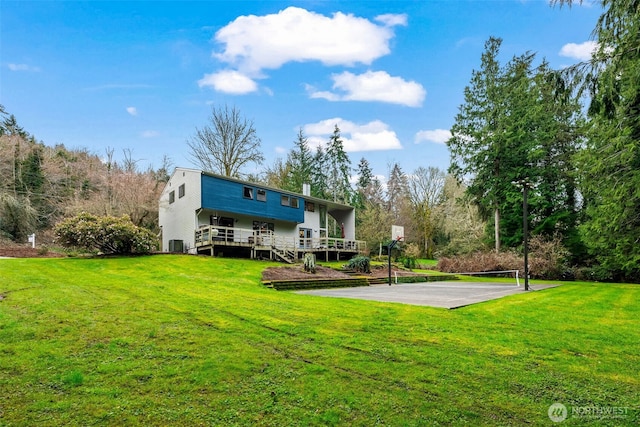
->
xmin=201 ymin=174 xmax=304 ymax=223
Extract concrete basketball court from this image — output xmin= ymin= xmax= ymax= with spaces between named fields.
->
xmin=296 ymin=281 xmax=561 ymax=309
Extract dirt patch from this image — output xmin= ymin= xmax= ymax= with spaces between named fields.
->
xmin=262 ymin=264 xmax=422 ymax=281
xmin=0 ymin=246 xmax=66 ymax=258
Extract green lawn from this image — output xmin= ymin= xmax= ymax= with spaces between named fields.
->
xmin=0 ymin=255 xmax=637 ymax=426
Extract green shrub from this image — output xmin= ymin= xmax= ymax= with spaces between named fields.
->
xmin=401 ymin=242 xmax=420 ymax=270
xmin=401 ymin=256 xmax=416 ymax=269
xmin=346 ymin=255 xmax=371 ymax=273
xmin=54 ymin=212 xmax=158 ymax=255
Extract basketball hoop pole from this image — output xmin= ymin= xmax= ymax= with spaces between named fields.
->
xmin=388 ymin=237 xmax=402 ymax=286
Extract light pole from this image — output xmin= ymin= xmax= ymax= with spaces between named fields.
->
xmin=513 ymin=179 xmax=531 ymax=291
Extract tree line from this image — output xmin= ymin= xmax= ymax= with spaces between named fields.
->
xmin=445 ymin=0 xmax=639 ymax=281
xmin=0 ymin=106 xmax=170 ymax=243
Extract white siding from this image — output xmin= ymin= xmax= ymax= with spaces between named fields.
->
xmin=299 ymin=205 xmax=321 ymax=239
xmin=158 ymin=168 xmax=202 ymax=253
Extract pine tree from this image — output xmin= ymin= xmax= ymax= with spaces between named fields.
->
xmin=554 ymin=0 xmax=640 ymax=280
xmin=386 ymin=163 xmax=409 ymax=225
xmin=287 ymin=128 xmax=314 ymax=193
xmin=354 ymin=157 xmax=374 ymax=207
xmin=447 ymin=37 xmax=506 ymax=251
xmin=325 ymin=125 xmax=352 ymax=204
xmin=310 ymin=144 xmax=329 ymax=200
xmin=448 ymin=37 xmax=585 ymax=253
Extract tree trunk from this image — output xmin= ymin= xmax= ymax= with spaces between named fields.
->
xmin=494 ymin=207 xmax=500 ymax=252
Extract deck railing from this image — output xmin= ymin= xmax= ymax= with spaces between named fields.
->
xmin=194 ymin=225 xmax=366 ymax=253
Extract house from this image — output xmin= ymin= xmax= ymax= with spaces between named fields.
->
xmin=158 ymin=168 xmax=366 ymax=262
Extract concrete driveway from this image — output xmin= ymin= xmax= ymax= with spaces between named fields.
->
xmin=295 ymin=281 xmax=560 ymax=309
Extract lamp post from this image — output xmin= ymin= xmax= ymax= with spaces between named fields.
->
xmin=513 ymin=179 xmax=531 ymax=291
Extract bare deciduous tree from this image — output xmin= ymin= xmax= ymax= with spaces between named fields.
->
xmin=434 ymin=175 xmax=486 ymax=256
xmin=187 ymin=105 xmax=264 ymax=178
xmin=407 ymin=166 xmax=446 ymax=258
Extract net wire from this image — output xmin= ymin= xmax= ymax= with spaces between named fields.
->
xmin=453 ymin=270 xmax=521 ymax=287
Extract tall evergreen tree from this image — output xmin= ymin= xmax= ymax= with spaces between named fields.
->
xmin=352 ymin=157 xmax=377 ymax=231
xmin=448 ymin=37 xmax=585 ymax=252
xmin=447 ymin=37 xmax=506 ymax=251
xmin=325 ymin=125 xmax=353 ymax=204
xmin=386 ymin=163 xmax=409 ymax=226
xmin=286 ymin=128 xmax=314 ymax=193
xmin=529 ymin=61 xmax=585 ymax=258
xmin=355 ymin=157 xmax=373 ymax=193
xmin=310 ymin=144 xmax=329 ymax=200
xmin=553 ymin=0 xmax=640 ymax=280
xmin=354 ymin=157 xmax=374 ymax=207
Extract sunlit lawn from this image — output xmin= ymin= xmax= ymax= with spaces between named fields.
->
xmin=0 ymin=255 xmax=637 ymax=426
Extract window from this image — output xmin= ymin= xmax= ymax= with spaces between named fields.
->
xmin=305 ymin=202 xmax=315 ymax=212
xmin=169 ymin=191 xmax=175 ymax=204
xmin=178 ymin=184 xmax=185 ymax=198
xmin=253 ymin=221 xmax=274 ymax=232
xmin=243 ymin=186 xmax=254 ymax=199
xmin=257 ymin=189 xmax=266 ymax=202
xmin=281 ymin=194 xmax=299 ymax=208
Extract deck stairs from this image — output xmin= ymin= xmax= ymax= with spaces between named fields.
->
xmin=271 ymin=246 xmax=295 ymax=264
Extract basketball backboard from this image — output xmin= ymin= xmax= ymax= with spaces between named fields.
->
xmin=391 ymin=225 xmax=404 ymax=242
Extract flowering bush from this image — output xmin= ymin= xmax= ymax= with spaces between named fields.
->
xmin=54 ymin=212 xmax=158 ymax=255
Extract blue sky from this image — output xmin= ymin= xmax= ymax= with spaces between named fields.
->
xmin=1 ymin=1 xmax=602 ymax=181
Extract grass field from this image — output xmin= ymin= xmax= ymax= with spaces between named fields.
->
xmin=0 ymin=255 xmax=638 ymax=426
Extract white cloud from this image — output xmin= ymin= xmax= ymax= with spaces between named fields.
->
xmin=198 ymin=70 xmax=258 ymax=94
xmin=126 ymin=107 xmax=138 ymax=116
xmin=8 ymin=63 xmax=40 ymax=72
xmin=302 ymin=118 xmax=402 ymax=152
xmin=415 ymin=129 xmax=451 ymax=144
xmin=308 ymin=70 xmax=426 ymax=107
xmin=559 ymin=41 xmax=598 ymax=61
xmin=141 ymin=130 xmax=160 ymax=138
xmin=212 ymin=7 xmax=404 ymax=73
xmin=375 ymin=13 xmax=408 ymax=27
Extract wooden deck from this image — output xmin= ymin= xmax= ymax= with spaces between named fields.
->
xmin=194 ymin=225 xmax=366 ymax=263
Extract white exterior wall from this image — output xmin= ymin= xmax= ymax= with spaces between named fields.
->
xmin=158 ymin=168 xmax=202 ymax=253
xmin=299 ymin=206 xmax=321 ymax=239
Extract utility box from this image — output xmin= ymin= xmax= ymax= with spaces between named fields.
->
xmin=168 ymin=239 xmax=184 ymax=253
